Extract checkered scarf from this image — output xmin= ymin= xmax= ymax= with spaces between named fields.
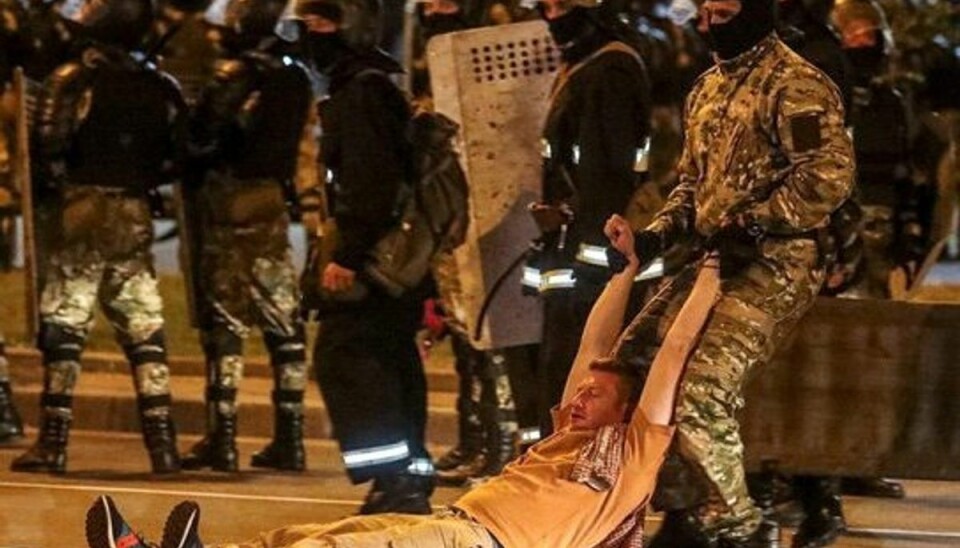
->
xmin=570 ymin=424 xmax=645 ymax=548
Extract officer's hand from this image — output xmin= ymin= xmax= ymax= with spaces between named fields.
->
xmin=604 ymin=214 xmax=639 ymax=267
xmin=323 ymin=262 xmax=356 ymax=293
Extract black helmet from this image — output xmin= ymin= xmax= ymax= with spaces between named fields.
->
xmin=290 ymin=0 xmax=382 ymax=49
xmin=205 ymin=0 xmax=289 ymax=38
xmin=60 ymin=0 xmax=157 ymax=49
xmin=205 ymin=0 xmax=290 ymax=51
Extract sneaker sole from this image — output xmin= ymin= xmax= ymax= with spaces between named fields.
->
xmin=85 ymin=496 xmax=117 ymax=548
xmin=162 ymin=501 xmax=200 ymax=548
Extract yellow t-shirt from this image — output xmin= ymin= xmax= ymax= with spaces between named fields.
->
xmin=455 ymin=407 xmax=675 ymax=548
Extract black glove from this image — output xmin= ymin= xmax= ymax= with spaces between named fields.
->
xmin=713 ymin=219 xmax=763 ymax=277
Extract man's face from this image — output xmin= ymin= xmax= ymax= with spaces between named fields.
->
xmin=540 ymin=0 xmax=570 ymax=20
xmin=570 ymin=371 xmax=628 ymax=431
xmin=696 ymin=0 xmax=742 ymax=33
xmin=840 ymin=18 xmax=878 ymax=49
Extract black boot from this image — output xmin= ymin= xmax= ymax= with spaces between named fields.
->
xmin=358 ymin=473 xmax=432 ymax=515
xmin=0 ymin=381 xmax=24 ymax=443
xmin=251 ymin=393 xmax=306 ymax=471
xmin=793 ymin=476 xmax=845 ymax=548
xmin=648 ymin=510 xmax=718 ymax=548
xmin=436 ymin=342 xmax=484 ymax=472
xmin=435 ymin=452 xmax=487 ymax=487
xmin=840 ymin=477 xmax=904 ymax=499
xmin=11 ymin=407 xmax=71 ymax=474
xmin=720 ymin=519 xmax=781 ymax=548
xmin=181 ymin=399 xmax=238 ymax=472
xmin=141 ymin=402 xmax=181 ymax=474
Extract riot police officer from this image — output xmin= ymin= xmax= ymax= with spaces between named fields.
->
xmin=296 ymin=0 xmax=435 ymax=513
xmin=177 ymin=0 xmax=313 ymax=473
xmin=527 ymin=0 xmax=653 ymax=436
xmin=11 ymin=0 xmax=185 ymax=475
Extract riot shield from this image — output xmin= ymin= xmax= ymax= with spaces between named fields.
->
xmin=427 ymin=21 xmax=559 ymax=350
xmin=12 ymin=68 xmax=39 ymax=339
xmin=174 ymin=168 xmax=206 ymax=328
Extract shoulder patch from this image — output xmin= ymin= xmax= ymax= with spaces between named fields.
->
xmin=790 ymin=113 xmax=822 ymax=152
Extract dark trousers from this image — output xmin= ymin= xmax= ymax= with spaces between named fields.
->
xmin=537 ymin=289 xmax=597 ymax=435
xmin=314 ymin=299 xmax=427 ymax=483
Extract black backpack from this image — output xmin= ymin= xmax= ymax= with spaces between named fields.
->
xmin=363 ymin=110 xmax=470 ymax=297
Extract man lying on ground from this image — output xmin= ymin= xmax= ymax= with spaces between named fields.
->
xmin=85 ymin=214 xmax=722 ymax=548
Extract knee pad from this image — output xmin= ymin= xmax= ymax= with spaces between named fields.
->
xmin=39 ymin=323 xmax=86 ymax=365
xmin=124 ymin=330 xmax=167 ymax=368
xmin=203 ymin=325 xmax=244 ymax=359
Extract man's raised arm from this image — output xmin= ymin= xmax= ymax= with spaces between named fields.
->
xmin=560 ymin=214 xmax=640 ymax=407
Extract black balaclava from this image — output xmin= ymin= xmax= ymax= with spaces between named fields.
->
xmin=546 ymin=6 xmax=607 ymax=62
xmin=706 ymin=0 xmax=776 ymax=59
xmin=846 ymin=43 xmax=885 ymax=83
xmin=307 ymin=31 xmax=351 ymax=73
xmin=419 ymin=4 xmax=469 ymax=41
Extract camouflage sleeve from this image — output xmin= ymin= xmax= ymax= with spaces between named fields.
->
xmin=642 ymin=85 xmax=700 ymax=250
xmin=750 ymin=68 xmax=855 ymax=234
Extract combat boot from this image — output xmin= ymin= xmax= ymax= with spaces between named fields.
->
xmin=436 ymin=452 xmax=487 ymax=487
xmin=181 ymin=408 xmax=238 ymax=472
xmin=250 ymin=397 xmax=306 ymax=471
xmin=142 ymin=406 xmax=181 ymax=474
xmin=358 ymin=473 xmax=432 ymax=515
xmin=0 ymin=381 xmax=24 ymax=443
xmin=793 ymin=476 xmax=845 ymax=548
xmin=11 ymin=408 xmax=71 ymax=474
xmin=717 ymin=519 xmax=781 ymax=548
xmin=648 ymin=510 xmax=718 ymax=548
xmin=435 ymin=382 xmax=484 ymax=472
xmin=466 ymin=407 xmax=518 ymax=486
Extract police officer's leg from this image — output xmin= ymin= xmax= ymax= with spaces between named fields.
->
xmin=100 ymin=255 xmax=180 ymax=474
xmin=252 ymin=322 xmax=309 ymax=471
xmin=435 ymin=334 xmax=484 ymax=484
xmin=0 ymin=333 xmax=24 ymax=442
xmin=792 ymin=475 xmax=845 ymax=548
xmin=674 ymin=305 xmax=774 ymax=543
xmin=183 ymin=324 xmax=243 ymax=472
xmin=315 ymin=302 xmax=429 ymax=514
xmin=475 ymin=348 xmax=519 ymax=478
xmin=676 ymin=250 xmax=821 ymax=545
xmin=382 ymin=300 xmax=433 ymax=490
xmin=537 ymin=290 xmax=594 ymax=436
xmin=11 ymin=254 xmax=101 ymax=473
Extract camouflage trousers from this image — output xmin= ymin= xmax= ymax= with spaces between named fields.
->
xmin=197 ymin=176 xmax=307 ymax=415
xmin=38 ymin=187 xmax=171 ymax=409
xmin=615 ymin=238 xmax=824 ymax=540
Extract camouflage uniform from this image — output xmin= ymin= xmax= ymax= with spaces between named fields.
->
xmin=11 ymin=8 xmax=185 ymax=472
xmin=615 ymin=34 xmax=854 ymax=540
xmin=181 ymin=37 xmax=313 ymax=472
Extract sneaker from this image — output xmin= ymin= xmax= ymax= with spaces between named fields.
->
xmin=85 ymin=495 xmax=155 ymax=548
xmin=161 ymin=501 xmax=203 ymax=548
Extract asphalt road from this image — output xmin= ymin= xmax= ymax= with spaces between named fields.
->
xmin=1 ymin=432 xmax=959 ymax=547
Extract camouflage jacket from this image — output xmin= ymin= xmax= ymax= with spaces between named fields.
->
xmin=644 ymin=34 xmax=854 ymax=251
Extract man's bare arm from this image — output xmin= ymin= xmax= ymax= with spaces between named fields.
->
xmin=560 ymin=215 xmax=640 ymax=407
